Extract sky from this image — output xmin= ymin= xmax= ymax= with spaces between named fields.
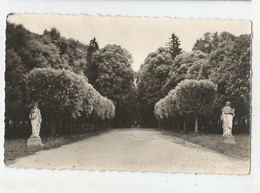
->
xmin=7 ymin=14 xmax=251 ymax=71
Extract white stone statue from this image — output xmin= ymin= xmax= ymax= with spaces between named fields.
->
xmin=29 ymin=103 xmax=42 ymax=138
xmin=221 ymin=101 xmax=235 ymax=137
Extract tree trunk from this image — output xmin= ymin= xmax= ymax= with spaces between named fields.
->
xmin=51 ymin=121 xmax=56 ymax=137
xmin=247 ymin=115 xmax=250 ymax=133
xmin=183 ymin=118 xmax=187 ymax=132
xmin=177 ymin=120 xmax=180 ymax=131
xmin=81 ymin=121 xmax=84 ymax=133
xmin=194 ymin=115 xmax=199 ymax=133
xmin=69 ymin=119 xmax=73 ymax=135
xmin=5 ymin=119 xmax=10 ymax=129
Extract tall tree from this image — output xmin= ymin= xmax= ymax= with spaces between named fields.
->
xmin=207 ymin=34 xmax=251 ymax=123
xmin=43 ymin=28 xmax=61 ymax=41
xmin=137 ymin=47 xmax=174 ymax=126
xmin=86 ymin=37 xmax=99 ymax=84
xmin=91 ymin=44 xmax=135 ymax=127
xmin=5 ymin=49 xmax=27 ymax=122
xmin=193 ymin=32 xmax=236 ymax=54
xmin=162 ymin=50 xmax=208 ymax=95
xmin=5 ymin=23 xmax=89 ymax=126
xmin=166 ymin=33 xmax=182 ymax=60
xmin=87 ymin=37 xmax=99 ymax=61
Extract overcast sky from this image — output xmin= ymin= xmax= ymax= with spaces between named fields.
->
xmin=7 ymin=14 xmax=251 ymax=71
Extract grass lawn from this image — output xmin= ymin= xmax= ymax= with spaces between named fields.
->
xmin=4 ymin=129 xmax=110 ymax=165
xmin=163 ymin=130 xmax=250 ymax=160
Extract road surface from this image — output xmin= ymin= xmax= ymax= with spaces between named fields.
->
xmin=9 ymin=128 xmax=250 ymax=174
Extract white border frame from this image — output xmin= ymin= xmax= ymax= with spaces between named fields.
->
xmin=0 ymin=1 xmax=259 ymax=193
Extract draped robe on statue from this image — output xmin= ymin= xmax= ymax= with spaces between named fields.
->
xmin=29 ymin=107 xmax=42 ymax=138
xmin=221 ymin=106 xmax=235 ymax=136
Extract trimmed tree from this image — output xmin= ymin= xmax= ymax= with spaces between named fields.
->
xmin=154 ymin=89 xmax=178 ymax=129
xmin=25 ymin=68 xmax=94 ymax=135
xmin=25 ymin=67 xmax=116 ymax=135
xmin=174 ymin=79 xmax=217 ymax=133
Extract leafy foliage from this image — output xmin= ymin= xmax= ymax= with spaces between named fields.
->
xmin=25 ymin=68 xmax=89 ymax=120
xmin=154 ymin=89 xmax=178 ymax=120
xmin=137 ymin=47 xmax=174 ymax=126
xmin=155 ymin=79 xmax=217 ymax=132
xmin=174 ymin=79 xmax=217 ymax=116
xmin=192 ymin=32 xmax=236 ymax=54
xmin=166 ymin=33 xmax=182 ymax=60
xmin=206 ymin=34 xmax=251 ymax=119
xmin=86 ymin=37 xmax=99 ymax=85
xmin=162 ymin=50 xmax=208 ymax=95
xmin=5 ymin=21 xmax=251 ymax=134
xmin=5 ymin=49 xmax=27 ymax=121
xmin=24 ymin=68 xmax=115 ymax=124
xmin=5 ymin=23 xmax=88 ymax=126
xmin=91 ymin=44 xmax=136 ymax=126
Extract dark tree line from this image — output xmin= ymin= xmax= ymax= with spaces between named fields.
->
xmin=5 ymin=22 xmax=251 ymax=136
xmin=5 ymin=22 xmax=137 ymax=138
xmin=137 ymin=32 xmax=251 ymax=133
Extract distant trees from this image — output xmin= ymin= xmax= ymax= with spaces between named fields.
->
xmin=5 ymin=23 xmax=136 ymax=135
xmin=5 ymin=49 xmax=27 ymax=122
xmin=91 ymin=44 xmax=136 ymax=127
xmin=162 ymin=50 xmax=208 ymax=95
xmin=152 ymin=32 xmax=251 ymax=133
xmin=137 ymin=47 xmax=174 ymax=127
xmin=166 ymin=33 xmax=182 ymax=60
xmin=206 ymin=34 xmax=251 ymax=125
xmin=5 ymin=23 xmax=90 ymax=131
xmin=6 ymin=23 xmax=87 ymax=73
xmin=86 ymin=37 xmax=99 ymax=85
xmin=5 ymin=21 xmax=251 ymax=135
xmin=192 ymin=32 xmax=251 ymax=124
xmin=192 ymin=32 xmax=236 ymax=54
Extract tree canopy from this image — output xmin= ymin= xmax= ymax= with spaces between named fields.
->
xmin=162 ymin=50 xmax=208 ymax=97
xmin=166 ymin=33 xmax=182 ymax=60
xmin=152 ymin=32 xmax=251 ymax=132
xmin=155 ymin=79 xmax=217 ymax=132
xmin=137 ymin=47 xmax=174 ymax=126
xmin=5 ymin=21 xmax=251 ymax=135
xmin=90 ymin=44 xmax=136 ymax=126
xmin=24 ymin=68 xmax=115 ymax=134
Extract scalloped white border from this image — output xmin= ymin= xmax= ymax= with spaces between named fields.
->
xmin=0 ymin=1 xmax=259 ymax=193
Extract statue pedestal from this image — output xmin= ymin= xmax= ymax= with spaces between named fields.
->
xmin=222 ymin=134 xmax=236 ymax=144
xmin=27 ymin=136 xmax=43 ymax=146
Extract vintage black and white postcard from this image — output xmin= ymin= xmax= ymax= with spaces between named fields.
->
xmin=4 ymin=14 xmax=251 ymax=174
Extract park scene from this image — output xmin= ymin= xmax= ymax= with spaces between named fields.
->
xmin=4 ymin=14 xmax=251 ymax=174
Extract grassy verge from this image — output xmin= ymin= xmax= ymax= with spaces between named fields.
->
xmin=4 ymin=129 xmax=110 ymax=165
xmin=161 ymin=130 xmax=250 ymax=160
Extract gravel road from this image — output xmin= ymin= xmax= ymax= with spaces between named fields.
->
xmin=9 ymin=128 xmax=250 ymax=174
